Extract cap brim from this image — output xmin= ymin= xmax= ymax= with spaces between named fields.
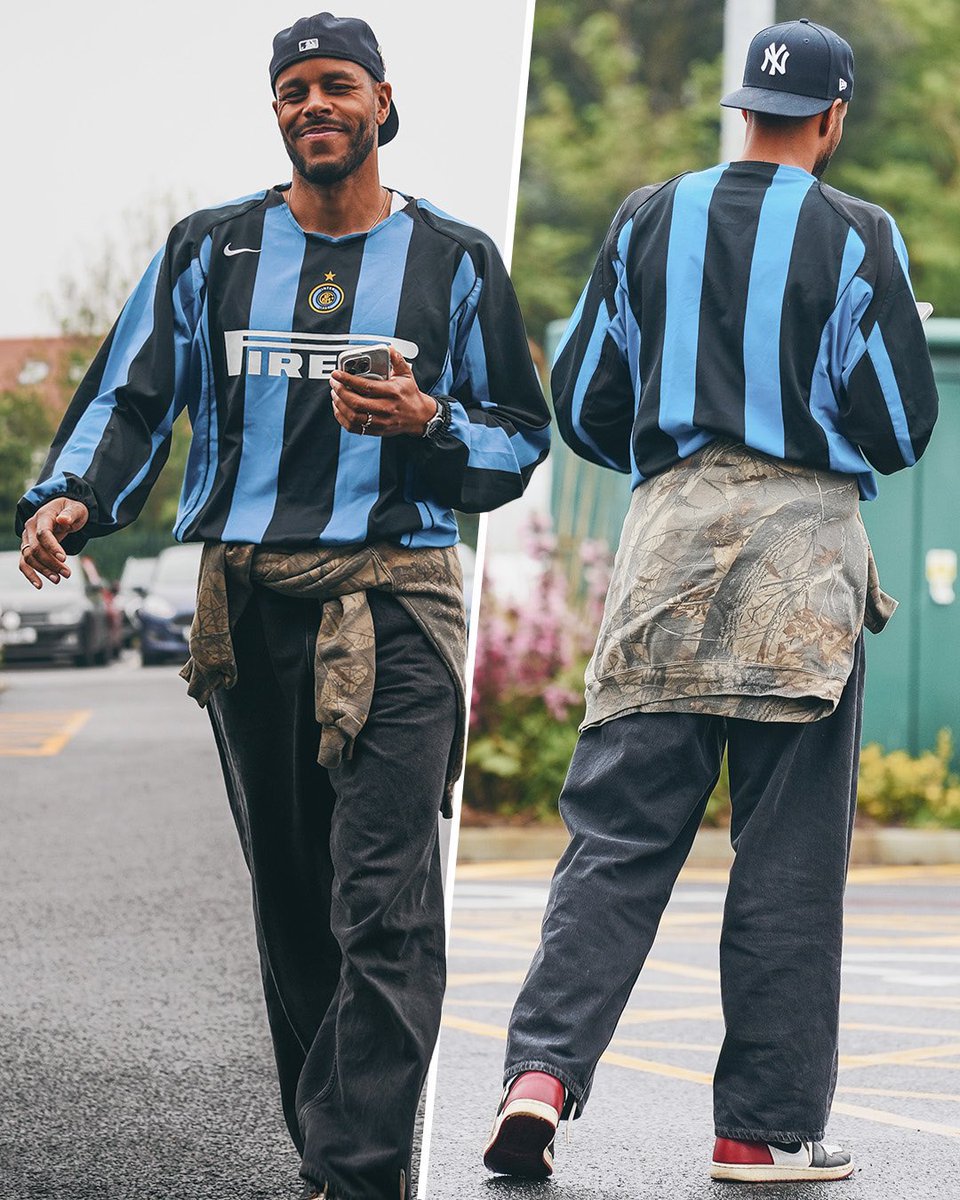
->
xmin=720 ymin=86 xmax=833 ymax=117
xmin=378 ymin=101 xmax=399 ymax=145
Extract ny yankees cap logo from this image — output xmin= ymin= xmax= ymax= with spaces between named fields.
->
xmin=761 ymin=43 xmax=790 ymax=76
xmin=721 ymin=18 xmax=855 ymax=117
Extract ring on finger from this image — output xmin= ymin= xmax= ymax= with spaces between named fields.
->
xmin=361 ymin=412 xmax=374 ymax=435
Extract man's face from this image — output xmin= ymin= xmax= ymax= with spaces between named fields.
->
xmin=273 ymin=57 xmax=391 ymax=186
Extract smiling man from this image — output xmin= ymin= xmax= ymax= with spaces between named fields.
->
xmin=15 ymin=12 xmax=550 ymax=1198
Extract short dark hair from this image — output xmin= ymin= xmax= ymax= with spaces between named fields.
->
xmin=747 ymin=110 xmax=814 ymax=134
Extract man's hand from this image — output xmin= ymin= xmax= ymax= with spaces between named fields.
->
xmin=18 ymin=498 xmax=90 ymax=589
xmin=330 ymin=346 xmax=438 ymax=438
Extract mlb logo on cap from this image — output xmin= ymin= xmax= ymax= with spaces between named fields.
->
xmin=721 ymin=17 xmax=854 ymax=117
xmin=298 ymin=38 xmax=320 ymax=51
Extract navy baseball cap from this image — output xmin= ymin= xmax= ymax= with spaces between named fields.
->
xmin=270 ymin=12 xmax=399 ymax=145
xmin=721 ymin=18 xmax=854 ymax=117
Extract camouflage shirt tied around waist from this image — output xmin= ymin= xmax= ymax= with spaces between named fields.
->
xmin=582 ymin=440 xmax=896 ymax=730
xmin=180 ymin=541 xmax=467 ymax=815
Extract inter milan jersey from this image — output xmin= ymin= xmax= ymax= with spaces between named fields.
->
xmin=18 ymin=188 xmax=551 ymax=551
xmin=552 ymin=161 xmax=939 ymax=499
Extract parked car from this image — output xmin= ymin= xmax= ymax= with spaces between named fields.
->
xmin=139 ymin=544 xmax=204 ymax=666
xmin=0 ymin=550 xmax=113 ymax=667
xmin=116 ymin=555 xmax=158 ymax=646
xmin=79 ymin=556 xmax=124 ymax=659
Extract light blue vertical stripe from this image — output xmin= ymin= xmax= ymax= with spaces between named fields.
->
xmin=111 ymin=250 xmax=206 ymax=519
xmin=569 ymin=306 xmax=629 ymax=469
xmin=321 ymin=212 xmax=415 ymax=543
xmin=612 ymin=220 xmax=646 ymax=483
xmin=742 ymin=166 xmax=814 ymax=455
xmin=658 ymin=167 xmax=724 ymax=454
xmin=48 ymin=250 xmax=164 ymax=482
xmin=807 ymin=227 xmax=872 ymax=490
xmin=888 ymin=216 xmax=914 ymax=295
xmin=552 ymin=282 xmax=588 ymax=367
xmin=221 ymin=207 xmax=305 ymax=542
xmin=176 ymin=237 xmax=218 ymax=539
xmin=866 ymin=326 xmax=916 ymax=466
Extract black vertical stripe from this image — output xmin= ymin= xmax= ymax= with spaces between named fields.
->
xmin=693 ymin=162 xmax=774 ymax=441
xmin=191 ymin=200 xmax=272 ymax=540
xmin=369 ymin=206 xmax=460 ymax=540
xmin=779 ymin=186 xmax=848 ymax=466
xmin=631 ymin=180 xmax=687 ymax=473
xmin=261 ymin=229 xmax=368 ymax=543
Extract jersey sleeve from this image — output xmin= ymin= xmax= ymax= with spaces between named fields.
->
xmin=838 ymin=213 xmax=939 ymax=474
xmin=550 ymin=198 xmax=638 ymax=473
xmin=408 ymin=239 xmax=551 ymax=514
xmin=15 ymin=228 xmax=204 ymax=553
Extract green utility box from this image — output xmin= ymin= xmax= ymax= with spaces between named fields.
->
xmin=544 ymin=317 xmax=960 ymax=757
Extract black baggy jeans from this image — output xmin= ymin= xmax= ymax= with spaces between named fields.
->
xmin=504 ymin=636 xmax=864 ymax=1144
xmin=207 ymin=586 xmax=456 ymax=1199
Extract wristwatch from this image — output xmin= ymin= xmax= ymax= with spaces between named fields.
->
xmin=422 ymin=395 xmax=452 ymax=439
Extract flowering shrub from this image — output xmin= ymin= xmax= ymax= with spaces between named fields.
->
xmin=858 ymin=730 xmax=960 ymax=828
xmin=465 ymin=515 xmax=610 ymax=819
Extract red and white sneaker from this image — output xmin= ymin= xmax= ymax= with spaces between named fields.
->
xmin=711 ymin=1137 xmax=854 ymax=1181
xmin=482 ymin=1071 xmax=566 ymax=1179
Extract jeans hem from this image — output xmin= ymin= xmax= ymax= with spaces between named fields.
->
xmin=715 ymin=1125 xmax=827 ymax=1144
xmin=504 ymin=1060 xmax=585 ymax=1117
xmin=299 ymin=1165 xmax=386 ymax=1200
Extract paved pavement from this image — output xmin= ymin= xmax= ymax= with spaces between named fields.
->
xmin=427 ymin=859 xmax=960 ymax=1198
xmin=0 ymin=656 xmax=423 ymax=1199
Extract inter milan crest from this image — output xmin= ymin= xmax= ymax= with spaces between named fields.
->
xmin=309 ymin=272 xmax=346 ymax=315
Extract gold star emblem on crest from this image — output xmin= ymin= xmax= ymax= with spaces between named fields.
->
xmin=324 ymin=271 xmax=336 ymax=281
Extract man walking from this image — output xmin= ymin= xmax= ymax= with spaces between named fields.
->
xmin=17 ymin=13 xmax=550 ymax=1198
xmin=483 ymin=18 xmax=937 ymax=1184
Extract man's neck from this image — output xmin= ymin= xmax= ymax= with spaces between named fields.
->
xmin=285 ymin=163 xmax=388 ymax=237
xmin=737 ymin=134 xmax=816 ymax=175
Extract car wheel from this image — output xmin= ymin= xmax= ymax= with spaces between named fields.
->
xmin=141 ymin=650 xmax=164 ymax=667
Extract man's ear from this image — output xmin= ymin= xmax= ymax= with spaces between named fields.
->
xmin=820 ymin=98 xmax=845 ymax=138
xmin=375 ymin=81 xmax=393 ymax=127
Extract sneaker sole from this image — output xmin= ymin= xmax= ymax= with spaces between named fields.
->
xmin=483 ymin=1100 xmax=558 ymax=1179
xmin=711 ymin=1161 xmax=854 ymax=1182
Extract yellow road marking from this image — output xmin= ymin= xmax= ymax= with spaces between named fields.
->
xmin=842 ymin=1020 xmax=960 ymax=1039
xmin=440 ymin=1014 xmax=960 ymax=1137
xmin=836 ymin=1085 xmax=960 ymax=1104
xmin=454 ymin=859 xmax=960 ymax=886
xmin=611 ymin=1037 xmax=717 ymax=1053
xmin=447 ymin=970 xmax=527 ymax=989
xmin=830 ymin=1101 xmax=960 ymax=1138
xmin=600 ymin=1049 xmax=713 ymax=1085
xmin=840 ymin=1042 xmax=960 ymax=1070
xmin=0 ymin=710 xmax=91 ymax=756
xmin=616 ymin=1004 xmax=723 ymax=1025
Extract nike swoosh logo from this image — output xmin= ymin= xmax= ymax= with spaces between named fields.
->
xmin=224 ymin=244 xmax=261 ymax=256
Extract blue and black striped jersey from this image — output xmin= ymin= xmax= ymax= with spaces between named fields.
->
xmin=17 ymin=188 xmax=551 ymax=551
xmin=552 ymin=160 xmax=938 ymax=499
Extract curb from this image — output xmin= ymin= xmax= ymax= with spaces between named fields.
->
xmin=457 ymin=824 xmax=960 ymax=867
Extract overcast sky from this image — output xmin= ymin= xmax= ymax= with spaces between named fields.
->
xmin=0 ymin=1 xmax=534 ymax=337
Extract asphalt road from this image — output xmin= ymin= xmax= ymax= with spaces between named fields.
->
xmin=0 ymin=656 xmax=424 ymax=1200
xmin=428 ymin=859 xmax=960 ymax=1199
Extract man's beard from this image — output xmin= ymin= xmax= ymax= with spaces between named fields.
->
xmin=812 ymin=147 xmax=834 ymax=179
xmin=812 ymin=131 xmax=841 ymax=179
xmin=283 ymin=115 xmax=377 ymax=186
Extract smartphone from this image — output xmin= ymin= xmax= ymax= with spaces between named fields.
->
xmin=337 ymin=344 xmax=392 ymax=380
